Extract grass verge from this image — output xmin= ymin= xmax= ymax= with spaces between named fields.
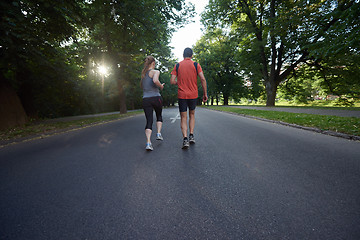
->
xmin=230 ymin=105 xmax=360 ymax=111
xmin=0 ymin=111 xmax=142 ymax=144
xmin=206 ymin=106 xmax=360 ymax=137
xmin=234 ymin=99 xmax=360 ymax=108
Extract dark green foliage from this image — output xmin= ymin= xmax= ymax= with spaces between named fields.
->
xmin=193 ymin=29 xmax=247 ymax=105
xmin=201 ymin=0 xmax=360 ymax=106
xmin=1 ymin=0 xmax=86 ymax=118
xmin=1 ymin=0 xmax=194 ymax=122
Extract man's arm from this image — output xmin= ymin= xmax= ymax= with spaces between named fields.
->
xmin=199 ymin=72 xmax=208 ymax=102
xmin=170 ymin=74 xmax=177 ymax=85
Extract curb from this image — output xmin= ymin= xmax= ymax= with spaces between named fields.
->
xmin=208 ymin=108 xmax=360 ymax=142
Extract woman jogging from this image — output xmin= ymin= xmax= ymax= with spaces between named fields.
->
xmin=141 ymin=56 xmax=165 ymax=151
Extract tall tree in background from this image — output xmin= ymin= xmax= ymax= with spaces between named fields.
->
xmin=194 ymin=29 xmax=246 ymax=105
xmin=0 ymin=0 xmax=85 ymax=129
xmin=85 ymin=0 xmax=194 ymax=113
xmin=307 ymin=0 xmax=360 ymax=104
xmin=202 ymin=0 xmax=359 ymax=106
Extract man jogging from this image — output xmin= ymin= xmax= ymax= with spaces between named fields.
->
xmin=170 ymin=47 xmax=208 ymax=149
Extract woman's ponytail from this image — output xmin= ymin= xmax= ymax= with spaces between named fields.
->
xmin=140 ymin=56 xmax=155 ymax=88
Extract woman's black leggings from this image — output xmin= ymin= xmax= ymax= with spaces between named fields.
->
xmin=143 ymin=96 xmax=163 ymax=130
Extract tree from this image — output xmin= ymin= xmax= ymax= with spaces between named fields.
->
xmin=0 ymin=0 xmax=195 ymax=129
xmin=202 ymin=0 xmax=359 ymax=106
xmin=84 ymin=0 xmax=194 ymax=113
xmin=277 ymin=65 xmax=317 ymax=104
xmin=0 ymin=0 xmax=85 ymax=129
xmin=193 ymin=29 xmax=246 ymax=105
xmin=192 ymin=37 xmax=220 ymax=105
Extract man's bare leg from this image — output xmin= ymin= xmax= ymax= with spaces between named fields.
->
xmin=189 ymin=110 xmax=195 ymax=135
xmin=180 ymin=111 xmax=188 ymax=138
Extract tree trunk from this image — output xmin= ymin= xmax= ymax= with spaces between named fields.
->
xmin=223 ymin=95 xmax=229 ymax=105
xmin=265 ymin=80 xmax=277 ymax=106
xmin=116 ymin=78 xmax=127 ymax=114
xmin=0 ymin=81 xmax=28 ymax=130
xmin=107 ymin=53 xmax=127 ymax=114
xmin=103 ymin=25 xmax=127 ymax=114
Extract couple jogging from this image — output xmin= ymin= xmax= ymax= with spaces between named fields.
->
xmin=141 ymin=48 xmax=208 ymax=150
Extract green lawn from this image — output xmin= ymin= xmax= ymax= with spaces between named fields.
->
xmin=206 ymin=106 xmax=360 ymax=137
xmin=231 ymin=99 xmax=360 ymax=109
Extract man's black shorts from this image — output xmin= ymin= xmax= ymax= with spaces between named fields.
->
xmin=178 ymin=98 xmax=197 ymax=112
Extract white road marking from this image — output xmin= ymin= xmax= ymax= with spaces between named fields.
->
xmin=170 ymin=113 xmax=180 ymax=123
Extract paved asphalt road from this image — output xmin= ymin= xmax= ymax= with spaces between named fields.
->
xmin=1 ymin=108 xmax=359 ymax=239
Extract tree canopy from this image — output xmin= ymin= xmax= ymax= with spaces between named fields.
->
xmin=0 ymin=0 xmax=193 ymax=129
xmin=193 ymin=28 xmax=246 ymax=105
xmin=200 ymin=0 xmax=360 ymax=106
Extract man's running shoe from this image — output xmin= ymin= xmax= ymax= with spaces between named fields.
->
xmin=182 ymin=138 xmax=189 ymax=149
xmin=156 ymin=133 xmax=163 ymax=141
xmin=189 ymin=134 xmax=195 ymax=144
xmin=146 ymin=142 xmax=153 ymax=151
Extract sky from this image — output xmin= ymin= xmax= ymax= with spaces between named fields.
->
xmin=170 ymin=0 xmax=209 ymax=61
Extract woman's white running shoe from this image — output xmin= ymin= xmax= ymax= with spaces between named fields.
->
xmin=146 ymin=143 xmax=153 ymax=151
xmin=156 ymin=133 xmax=163 ymax=141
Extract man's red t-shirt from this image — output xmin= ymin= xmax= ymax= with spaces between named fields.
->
xmin=171 ymin=58 xmax=203 ymax=99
